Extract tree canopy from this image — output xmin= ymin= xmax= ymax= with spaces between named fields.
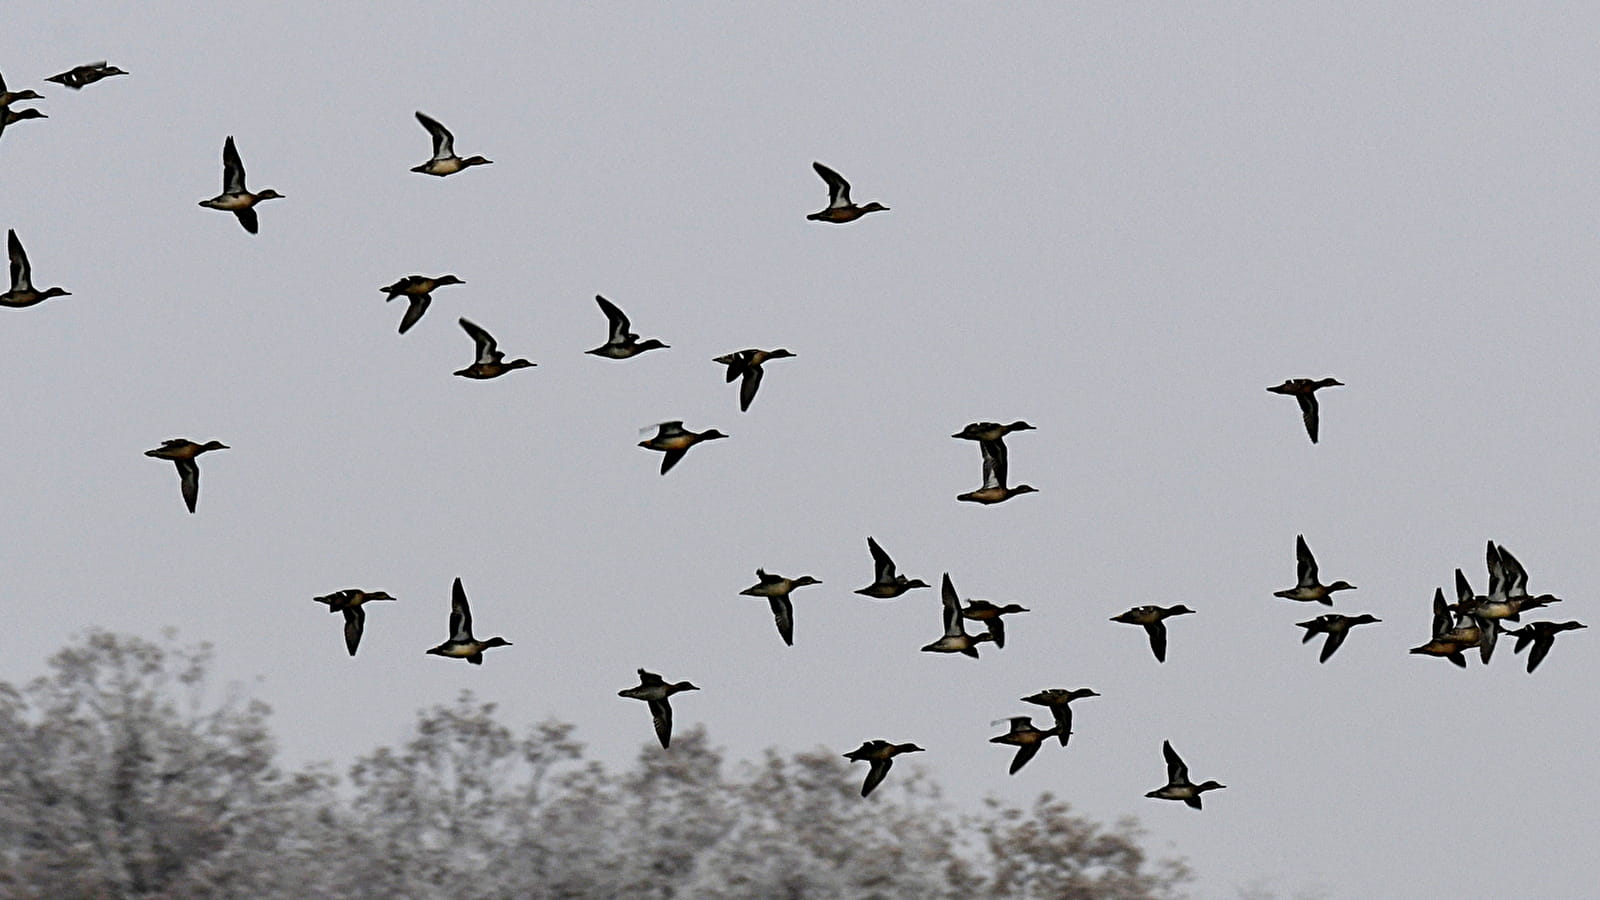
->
xmin=0 ymin=631 xmax=1190 ymax=899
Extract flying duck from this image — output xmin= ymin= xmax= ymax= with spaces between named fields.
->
xmin=1295 ymin=613 xmax=1381 ymax=663
xmin=410 ymin=111 xmax=492 ymax=176
xmin=587 ymin=295 xmax=668 ymax=359
xmin=843 ymin=740 xmax=924 ymax=797
xmin=637 ymin=421 xmax=727 ymax=474
xmin=1145 ymin=740 xmax=1225 ymax=809
xmin=1505 ymin=620 xmax=1586 ymax=673
xmin=807 ymin=162 xmax=888 ymax=223
xmin=45 ymin=62 xmax=127 ymax=90
xmin=198 ymin=136 xmax=283 ymax=234
xmin=2 ymin=230 xmax=70 ymax=308
xmin=0 ymin=69 xmax=43 ymax=107
xmin=1272 ymin=534 xmax=1356 ymax=604
xmin=425 ymin=578 xmax=512 ymax=664
xmin=617 ymin=669 xmax=699 ymax=749
xmin=1020 ymin=688 xmax=1100 ymax=746
xmin=989 ymin=717 xmax=1059 ymax=775
xmin=920 ymin=574 xmax=996 ymax=658
xmin=144 ymin=439 xmax=228 ymax=513
xmin=454 ymin=318 xmax=535 ymax=378
xmin=956 ymin=439 xmax=1037 ymax=505
xmin=713 ymin=348 xmax=795 ymax=412
xmin=313 ymin=589 xmax=397 ymax=656
xmin=952 ymin=421 xmax=1035 ymax=442
xmin=959 ymin=599 xmax=1029 ymax=649
xmin=853 ymin=537 xmax=930 ymax=599
xmin=378 ymin=274 xmax=464 ymax=334
xmin=738 ymin=569 xmax=822 ymax=646
xmin=1267 ymin=377 xmax=1343 ymax=443
xmin=1110 ymin=604 xmax=1194 ymax=663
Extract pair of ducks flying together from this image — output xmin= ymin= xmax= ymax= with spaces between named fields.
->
xmin=952 ymin=421 xmax=1038 ymax=505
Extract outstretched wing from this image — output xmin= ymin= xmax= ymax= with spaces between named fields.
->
xmin=1295 ymin=534 xmax=1319 ymax=587
xmin=222 ymin=136 xmax=247 ymax=194
xmin=175 ymin=459 xmax=201 ymax=513
xmin=940 ymin=574 xmax=961 ymax=635
xmin=812 ymin=162 xmax=852 ymax=208
xmin=459 ymin=318 xmax=500 ymax=363
xmin=979 ymin=439 xmax=1008 ymax=490
xmin=415 ymin=111 xmax=455 ymax=159
xmin=1162 ymin=740 xmax=1189 ymax=783
xmin=7 ymin=230 xmax=32 ymax=292
xmin=449 ymin=578 xmax=473 ymax=640
xmin=1319 ymin=628 xmax=1347 ymax=663
xmin=595 ymin=295 xmax=631 ymax=343
xmin=1009 ymin=742 xmax=1041 ymax=775
xmin=1296 ymin=392 xmax=1320 ymax=443
xmin=861 ymin=758 xmax=892 ymax=797
xmin=867 ymin=537 xmax=896 ymax=582
xmin=1144 ymin=621 xmax=1169 ymax=662
xmin=342 ymin=607 xmax=365 ymax=656
xmin=738 ymin=365 xmax=764 ymax=412
xmin=647 ymin=699 xmax=674 ymax=748
xmin=399 ymin=295 xmax=432 ymax=334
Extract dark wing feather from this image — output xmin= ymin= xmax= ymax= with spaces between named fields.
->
xmin=659 ymin=449 xmax=686 ymax=475
xmin=1162 ymin=741 xmax=1188 ymax=783
xmin=861 ymin=758 xmax=892 ymax=797
xmin=1009 ymin=742 xmax=1041 ymax=775
xmin=867 ymin=537 xmax=896 ymax=581
xmin=1145 ymin=621 xmax=1168 ymax=662
xmin=812 ymin=162 xmax=852 ymax=208
xmin=222 ymin=136 xmax=246 ymax=193
xmin=8 ymin=230 xmax=29 ymax=291
xmin=1295 ymin=535 xmax=1318 ymax=586
xmin=175 ymin=459 xmax=200 ymax=513
xmin=769 ymin=596 xmax=794 ymax=646
xmin=1296 ymin=393 xmax=1320 ymax=443
xmin=450 ymin=578 xmax=472 ymax=640
xmin=398 ymin=295 xmax=431 ymax=334
xmin=648 ymin=699 xmax=673 ymax=748
xmin=1319 ymin=629 xmax=1347 ymax=663
xmin=595 ymin=295 xmax=630 ymax=343
xmin=1526 ymin=637 xmax=1552 ymax=673
xmin=459 ymin=318 xmax=499 ymax=363
xmin=738 ymin=365 xmax=763 ymax=412
xmin=415 ymin=111 xmax=454 ymax=158
xmin=342 ymin=607 xmax=365 ymax=656
xmin=234 ymin=208 xmax=259 ymax=235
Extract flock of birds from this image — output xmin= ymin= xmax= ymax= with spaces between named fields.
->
xmin=2 ymin=59 xmax=1587 ymax=810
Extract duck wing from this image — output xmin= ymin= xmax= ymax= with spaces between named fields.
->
xmin=399 ymin=294 xmax=431 ymax=334
xmin=233 ymin=208 xmax=259 ymax=235
xmin=1144 ymin=621 xmax=1169 ymax=662
xmin=1009 ymin=742 xmax=1041 ymax=775
xmin=1294 ymin=534 xmax=1319 ymax=588
xmin=7 ymin=229 xmax=31 ymax=292
xmin=867 ymin=537 xmax=897 ymax=582
xmin=1319 ymin=628 xmax=1348 ymax=663
xmin=1526 ymin=635 xmax=1553 ymax=673
xmin=861 ymin=757 xmax=893 ymax=797
xmin=1162 ymin=740 xmax=1189 ymax=784
xmin=595 ymin=295 xmax=632 ymax=344
xmin=458 ymin=318 xmax=501 ymax=364
xmin=1296 ymin=392 xmax=1320 ymax=443
xmin=175 ymin=459 xmax=201 ymax=513
xmin=647 ymin=698 xmax=674 ymax=748
xmin=940 ymin=574 xmax=962 ymax=636
xmin=221 ymin=136 xmax=247 ymax=194
xmin=738 ymin=365 xmax=763 ymax=412
xmin=449 ymin=577 xmax=473 ymax=641
xmin=812 ymin=162 xmax=852 ymax=208
xmin=342 ymin=607 xmax=365 ymax=656
xmin=1051 ymin=706 xmax=1074 ymax=745
xmin=979 ymin=439 xmax=1008 ymax=490
xmin=985 ymin=616 xmax=1007 ymax=649
xmin=658 ymin=448 xmax=687 ymax=475
xmin=767 ymin=596 xmax=795 ymax=646
xmin=415 ymin=111 xmax=455 ymax=159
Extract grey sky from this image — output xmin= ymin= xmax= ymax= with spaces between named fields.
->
xmin=3 ymin=3 xmax=1597 ymax=897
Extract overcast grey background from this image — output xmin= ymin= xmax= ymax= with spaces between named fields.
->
xmin=3 ymin=3 xmax=1597 ymax=897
